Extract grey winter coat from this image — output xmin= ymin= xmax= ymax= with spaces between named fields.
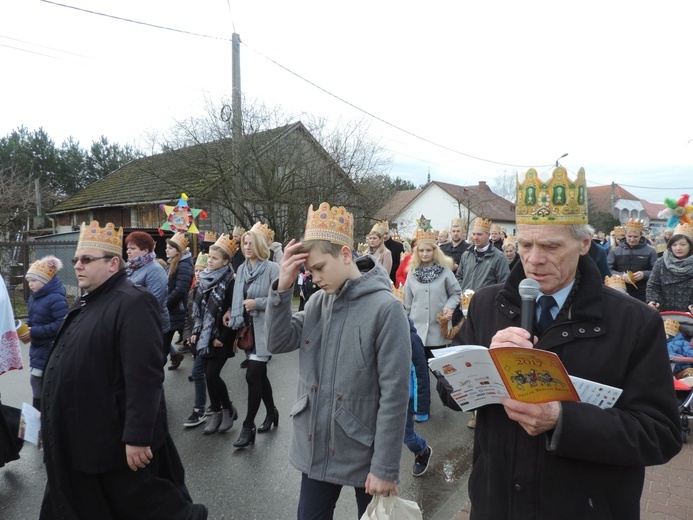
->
xmin=646 ymin=250 xmax=693 ymax=312
xmin=265 ymin=259 xmax=410 ymax=488
xmin=231 ymin=260 xmax=280 ymax=357
xmin=455 ymin=245 xmax=509 ymax=293
xmin=404 ymin=267 xmax=461 ymax=346
xmin=127 ymin=258 xmax=170 ymax=333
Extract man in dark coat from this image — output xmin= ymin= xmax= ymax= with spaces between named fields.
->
xmin=439 ymin=218 xmax=470 ymax=271
xmin=447 ymin=168 xmax=681 ymax=519
xmin=40 ymin=221 xmax=207 ymax=520
xmin=607 ymin=219 xmax=658 ymax=302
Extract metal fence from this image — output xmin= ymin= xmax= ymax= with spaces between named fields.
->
xmin=0 ymin=240 xmax=80 ymax=318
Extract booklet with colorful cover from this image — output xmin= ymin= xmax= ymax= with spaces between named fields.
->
xmin=429 ymin=345 xmax=622 ymax=411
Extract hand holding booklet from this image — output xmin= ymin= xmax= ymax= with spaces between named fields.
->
xmin=429 ymin=345 xmax=622 ymax=412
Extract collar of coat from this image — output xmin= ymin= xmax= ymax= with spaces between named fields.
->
xmin=496 ymin=255 xmax=604 ymax=324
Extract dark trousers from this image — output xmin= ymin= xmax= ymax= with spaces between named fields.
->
xmin=202 ymin=357 xmax=231 ymax=411
xmin=244 ymin=360 xmax=274 ymax=428
xmin=297 ymin=473 xmax=371 ymax=520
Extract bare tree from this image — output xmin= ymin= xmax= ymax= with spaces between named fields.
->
xmin=493 ymin=169 xmax=518 ymax=203
xmin=0 ymin=166 xmax=58 ymax=239
xmin=138 ymin=98 xmax=392 ymax=242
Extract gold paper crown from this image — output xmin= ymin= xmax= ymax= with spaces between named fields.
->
xmin=612 ymin=226 xmax=625 ymax=236
xmin=604 ymin=275 xmax=626 ymax=292
xmin=413 ymin=228 xmax=437 ymax=244
xmin=203 ymin=231 xmax=218 ymax=243
xmin=461 ymin=290 xmax=474 ymax=309
xmin=213 ymin=234 xmax=238 ymax=258
xmin=450 ymin=218 xmax=464 ymax=228
xmin=369 ymin=220 xmax=389 ymax=237
xmin=391 ymin=283 xmax=405 ymax=304
xmin=471 ymin=217 xmax=492 ymax=233
xmin=664 ymin=318 xmax=680 ymax=337
xmin=232 ymin=226 xmax=246 ymax=237
xmin=250 ymin=222 xmax=274 ymax=243
xmin=26 ymin=255 xmax=63 ymax=284
xmin=78 ymin=221 xmax=123 ymax=257
xmin=195 ymin=253 xmax=209 ymax=268
xmin=516 ymin=166 xmax=588 ymax=225
xmin=357 ymin=242 xmax=369 ymax=254
xmin=304 ymin=202 xmax=354 ymax=248
xmin=625 ymin=219 xmax=644 ymax=232
xmin=391 ymin=233 xmax=401 ymax=242
xmin=490 ymin=224 xmax=502 ymax=232
xmin=671 ymin=222 xmax=693 ymax=243
xmin=169 ymin=232 xmax=189 ymax=251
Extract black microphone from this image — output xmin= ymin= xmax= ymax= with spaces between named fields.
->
xmin=518 ymin=278 xmax=541 ymax=334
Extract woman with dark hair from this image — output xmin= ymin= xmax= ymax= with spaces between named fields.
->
xmin=125 ymin=232 xmax=170 ymax=339
xmin=227 ymin=228 xmax=280 ymax=448
xmin=190 ymin=235 xmax=238 ymax=435
xmin=165 ymin=233 xmax=194 ymax=369
xmin=647 ymin=222 xmax=693 ymax=313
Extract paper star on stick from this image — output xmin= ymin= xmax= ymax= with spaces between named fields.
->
xmin=158 ymin=193 xmax=208 ymax=236
xmin=416 ymin=215 xmax=432 ymax=231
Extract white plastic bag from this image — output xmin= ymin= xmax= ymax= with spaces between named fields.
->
xmin=360 ymin=495 xmax=423 ymax=520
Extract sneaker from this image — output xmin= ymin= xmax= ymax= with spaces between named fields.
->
xmin=184 ymin=409 xmax=206 ymax=427
xmin=414 ymin=414 xmax=429 ymax=423
xmin=467 ymin=411 xmax=476 ymax=429
xmin=205 ymin=405 xmax=214 ymax=417
xmin=412 ymin=446 xmax=432 ymax=477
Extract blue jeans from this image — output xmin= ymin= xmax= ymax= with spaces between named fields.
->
xmin=404 ymin=398 xmax=427 ymax=456
xmin=192 ymin=354 xmax=206 ymax=410
xmin=297 ymin=473 xmax=371 ymax=520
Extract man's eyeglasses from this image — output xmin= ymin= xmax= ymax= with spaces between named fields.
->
xmin=71 ymin=255 xmax=112 ymax=266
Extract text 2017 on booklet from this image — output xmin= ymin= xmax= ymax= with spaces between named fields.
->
xmin=429 ymin=345 xmax=622 ymax=412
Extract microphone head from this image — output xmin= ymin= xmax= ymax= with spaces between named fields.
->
xmin=518 ymin=278 xmax=541 ymax=301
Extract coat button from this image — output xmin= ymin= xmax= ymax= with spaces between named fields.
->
xmin=561 ymin=332 xmax=569 ymax=337
xmin=578 ymin=328 xmax=585 ymax=333
xmin=514 ymin=484 xmax=522 ymax=491
xmin=594 ymin=327 xmax=601 ymax=332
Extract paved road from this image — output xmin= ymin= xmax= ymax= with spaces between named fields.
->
xmin=0 ymin=339 xmax=473 ymax=520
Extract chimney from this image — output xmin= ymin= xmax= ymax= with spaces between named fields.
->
xmin=478 ymin=181 xmax=487 ymax=188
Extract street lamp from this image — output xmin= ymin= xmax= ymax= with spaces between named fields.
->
xmin=555 ymin=153 xmax=568 ymax=167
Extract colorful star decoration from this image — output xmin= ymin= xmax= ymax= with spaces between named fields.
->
xmin=416 ymin=214 xmax=432 ymax=231
xmin=658 ymin=194 xmax=693 ymax=228
xmin=158 ymin=193 xmax=207 ymax=237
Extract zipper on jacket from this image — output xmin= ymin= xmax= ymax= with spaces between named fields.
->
xmin=330 ymin=393 xmax=343 ymax=455
xmin=308 ymin=384 xmax=318 ymax=441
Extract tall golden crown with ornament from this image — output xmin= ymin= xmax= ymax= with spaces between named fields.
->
xmin=78 ymin=221 xmax=123 ymax=256
xmin=516 ymin=167 xmax=588 ymax=225
xmin=303 ymin=202 xmax=354 ymax=248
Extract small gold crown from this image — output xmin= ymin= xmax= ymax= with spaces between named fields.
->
xmin=169 ymin=232 xmax=189 ymax=251
xmin=357 ymin=242 xmax=369 ymax=254
xmin=232 ymin=226 xmax=246 ymax=237
xmin=664 ymin=318 xmax=680 ymax=337
xmin=612 ymin=226 xmax=625 ymax=236
xmin=461 ymin=290 xmax=474 ymax=309
xmin=391 ymin=283 xmax=405 ymax=304
xmin=213 ymin=234 xmax=239 ymax=258
xmin=516 ymin=166 xmax=588 ymax=225
xmin=78 ymin=221 xmax=123 ymax=257
xmin=304 ymin=202 xmax=354 ymax=248
xmin=672 ymin=222 xmax=693 ymax=243
xmin=26 ymin=256 xmax=63 ymax=283
xmin=391 ymin=233 xmax=401 ymax=241
xmin=413 ymin=228 xmax=437 ymax=244
xmin=625 ymin=219 xmax=644 ymax=232
xmin=195 ymin=253 xmax=209 ymax=268
xmin=490 ymin=224 xmax=502 ymax=232
xmin=470 ymin=218 xmax=492 ymax=233
xmin=251 ymin=222 xmax=274 ymax=243
xmin=203 ymin=231 xmax=218 ymax=243
xmin=369 ymin=220 xmax=389 ymax=237
xmin=450 ymin=218 xmax=464 ymax=229
xmin=604 ymin=275 xmax=626 ymax=292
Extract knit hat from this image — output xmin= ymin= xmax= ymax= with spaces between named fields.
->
xmin=26 ymin=256 xmax=63 ymax=284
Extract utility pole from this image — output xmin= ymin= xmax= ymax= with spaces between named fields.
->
xmin=232 ymin=33 xmax=243 ymax=140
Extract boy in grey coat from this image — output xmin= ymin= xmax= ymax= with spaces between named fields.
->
xmin=265 ymin=203 xmax=411 ymax=519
